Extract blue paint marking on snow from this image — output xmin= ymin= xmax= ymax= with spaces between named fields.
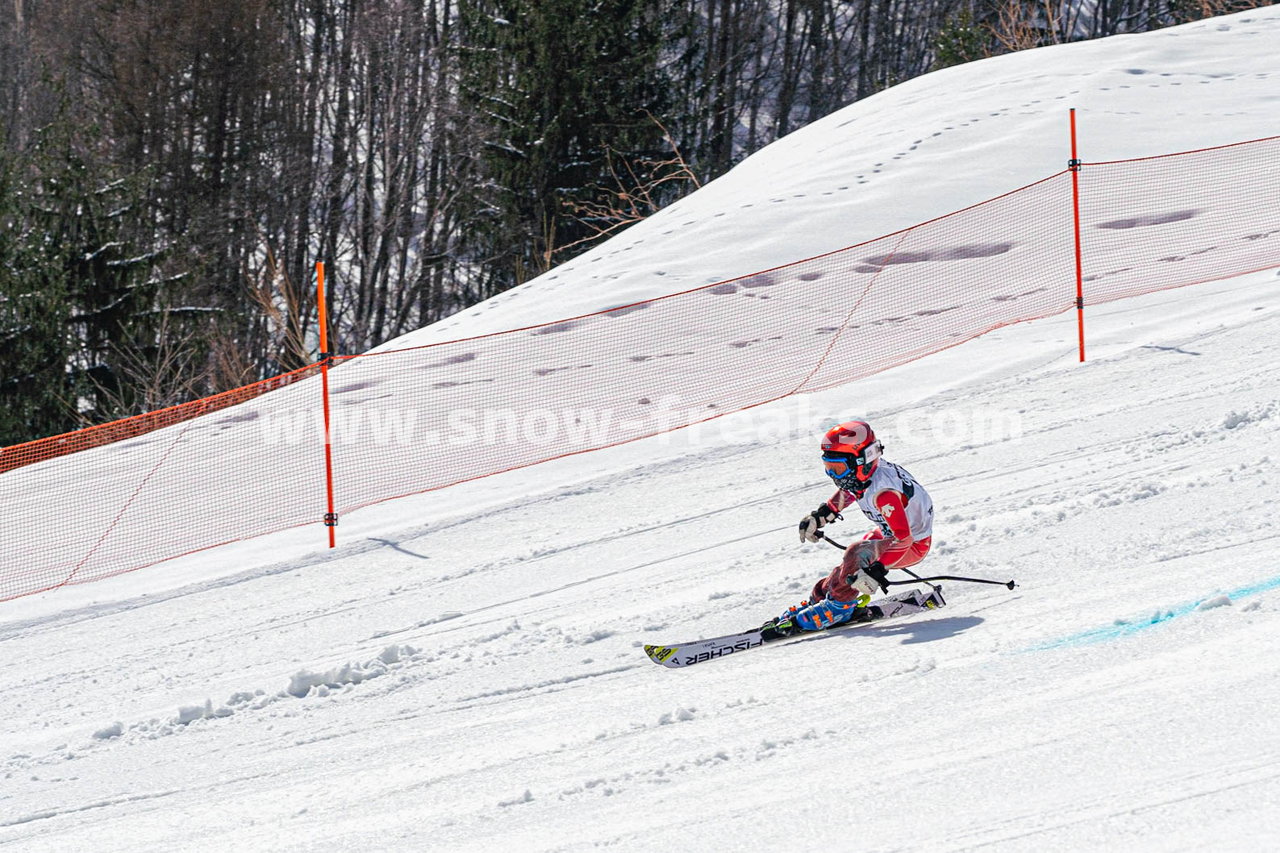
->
xmin=1027 ymin=572 xmax=1280 ymax=652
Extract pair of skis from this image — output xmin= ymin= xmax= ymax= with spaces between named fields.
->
xmin=643 ymin=587 xmax=946 ymax=669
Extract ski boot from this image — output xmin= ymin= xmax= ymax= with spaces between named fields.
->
xmin=793 ymin=594 xmax=874 ymax=630
xmin=781 ymin=563 xmax=887 ymax=630
xmin=761 ymin=595 xmax=872 ymax=640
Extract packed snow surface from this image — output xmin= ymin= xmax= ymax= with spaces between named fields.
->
xmin=3 ymin=10 xmax=1280 ymax=852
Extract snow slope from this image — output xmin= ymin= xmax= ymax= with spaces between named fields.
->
xmin=3 ymin=10 xmax=1280 ymax=852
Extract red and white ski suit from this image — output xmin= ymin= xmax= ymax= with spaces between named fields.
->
xmin=819 ymin=461 xmax=934 ymax=601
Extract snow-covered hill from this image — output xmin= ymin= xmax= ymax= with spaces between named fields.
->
xmin=393 ymin=8 xmax=1280 ymax=346
xmin=3 ymin=9 xmax=1280 ymax=851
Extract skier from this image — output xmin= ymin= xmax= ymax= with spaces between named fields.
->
xmin=766 ymin=419 xmax=940 ymax=636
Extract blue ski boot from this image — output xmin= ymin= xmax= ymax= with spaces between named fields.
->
xmin=789 ymin=564 xmax=889 ymax=631
xmin=792 ymin=594 xmax=872 ymax=630
xmin=762 ymin=593 xmax=870 ymax=637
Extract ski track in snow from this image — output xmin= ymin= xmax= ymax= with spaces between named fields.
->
xmin=5 ymin=10 xmax=1280 ymax=852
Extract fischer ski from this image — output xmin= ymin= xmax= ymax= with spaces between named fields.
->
xmin=644 ymin=587 xmax=945 ymax=669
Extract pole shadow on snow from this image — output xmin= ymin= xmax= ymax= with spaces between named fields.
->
xmin=1140 ymin=344 xmax=1201 ymax=357
xmin=368 ymin=537 xmax=432 ymax=560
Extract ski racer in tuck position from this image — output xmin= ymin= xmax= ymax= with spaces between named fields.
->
xmin=763 ymin=419 xmax=943 ymax=638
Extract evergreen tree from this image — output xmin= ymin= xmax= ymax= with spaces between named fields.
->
xmin=0 ymin=134 xmax=77 ymax=445
xmin=0 ymin=108 xmax=178 ymax=444
xmin=934 ymin=9 xmax=988 ymax=69
xmin=458 ymin=0 xmax=674 ymax=290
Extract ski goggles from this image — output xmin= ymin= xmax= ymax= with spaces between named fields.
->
xmin=822 ymin=454 xmax=856 ymax=479
xmin=822 ymin=446 xmax=880 ymax=481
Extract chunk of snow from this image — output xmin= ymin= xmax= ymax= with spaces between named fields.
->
xmin=286 ymin=644 xmax=418 ymax=698
xmin=93 ymin=722 xmax=123 ymax=740
xmin=498 ymin=789 xmax=533 ymax=807
xmin=175 ymin=701 xmax=214 ymax=725
xmin=658 ymin=706 xmax=697 ymax=725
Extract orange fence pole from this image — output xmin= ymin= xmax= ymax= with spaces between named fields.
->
xmin=317 ymin=262 xmax=338 ymax=548
xmin=1069 ymin=108 xmax=1086 ymax=362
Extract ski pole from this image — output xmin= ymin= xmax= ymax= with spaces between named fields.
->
xmin=883 ymin=575 xmax=1017 ymax=590
xmin=897 ymin=564 xmax=940 ymax=594
xmin=816 ymin=532 xmax=1017 ymax=590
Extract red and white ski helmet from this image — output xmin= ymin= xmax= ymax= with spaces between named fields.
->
xmin=820 ymin=420 xmax=882 ymax=494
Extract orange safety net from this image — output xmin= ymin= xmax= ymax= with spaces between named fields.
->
xmin=1 ymin=136 xmax=1277 ymax=602
xmin=0 ymin=366 xmax=321 ymax=476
